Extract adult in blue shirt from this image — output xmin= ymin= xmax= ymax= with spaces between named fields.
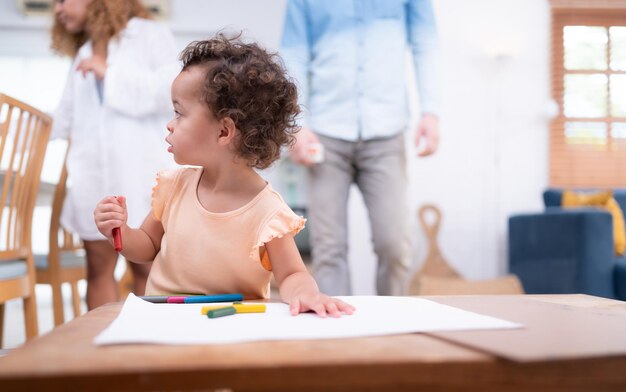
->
xmin=281 ymin=0 xmax=441 ymax=296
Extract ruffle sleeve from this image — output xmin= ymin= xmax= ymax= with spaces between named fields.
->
xmin=251 ymin=207 xmax=306 ymax=271
xmin=151 ymin=169 xmax=179 ymax=221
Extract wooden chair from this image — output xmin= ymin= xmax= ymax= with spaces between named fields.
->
xmin=35 ymin=144 xmax=86 ymax=327
xmin=0 ymin=93 xmax=52 ymax=345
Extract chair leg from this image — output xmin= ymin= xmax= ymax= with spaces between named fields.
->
xmin=71 ymin=281 xmax=82 ymax=319
xmin=23 ymin=294 xmax=39 ymax=340
xmin=118 ymin=261 xmax=134 ymax=299
xmin=51 ymin=281 xmax=65 ymax=326
xmin=0 ymin=303 xmax=4 ymax=347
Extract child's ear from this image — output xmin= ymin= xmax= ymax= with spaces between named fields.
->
xmin=217 ymin=117 xmax=237 ymax=145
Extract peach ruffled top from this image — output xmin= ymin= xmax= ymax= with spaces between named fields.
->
xmin=145 ymin=167 xmax=305 ymax=299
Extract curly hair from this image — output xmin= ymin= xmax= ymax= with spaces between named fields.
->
xmin=51 ymin=0 xmax=150 ymax=57
xmin=179 ymin=35 xmax=301 ymax=170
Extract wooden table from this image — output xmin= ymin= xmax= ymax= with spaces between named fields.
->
xmin=1 ymin=294 xmax=625 ymax=391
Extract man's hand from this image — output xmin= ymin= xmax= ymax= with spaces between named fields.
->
xmin=415 ymin=113 xmax=440 ymax=157
xmin=289 ymin=127 xmax=320 ymax=166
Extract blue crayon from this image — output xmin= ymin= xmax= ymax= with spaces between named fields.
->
xmin=183 ymin=294 xmax=243 ymax=304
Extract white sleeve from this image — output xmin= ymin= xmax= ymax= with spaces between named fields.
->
xmin=51 ymin=65 xmax=75 ymax=140
xmin=104 ymin=23 xmax=180 ymax=117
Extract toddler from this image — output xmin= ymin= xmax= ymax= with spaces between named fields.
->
xmin=94 ymin=36 xmax=354 ymax=317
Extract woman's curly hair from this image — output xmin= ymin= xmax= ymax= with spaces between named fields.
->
xmin=51 ymin=0 xmax=150 ymax=57
xmin=180 ymin=35 xmax=301 ymax=170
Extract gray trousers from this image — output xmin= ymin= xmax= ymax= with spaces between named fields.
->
xmin=308 ymin=133 xmax=411 ymax=296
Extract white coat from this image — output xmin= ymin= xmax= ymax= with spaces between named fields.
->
xmin=52 ymin=18 xmax=180 ymax=240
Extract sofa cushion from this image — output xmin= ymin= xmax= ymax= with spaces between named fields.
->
xmin=562 ymin=190 xmax=626 ymax=255
xmin=34 ymin=252 xmax=86 ymax=270
xmin=545 ymin=188 xmax=626 ymax=212
xmin=0 ymin=260 xmax=28 ymax=281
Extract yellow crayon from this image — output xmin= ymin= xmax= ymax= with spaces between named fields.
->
xmin=201 ymin=303 xmax=266 ymax=315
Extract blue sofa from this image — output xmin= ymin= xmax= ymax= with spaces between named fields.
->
xmin=508 ymin=189 xmax=626 ymax=300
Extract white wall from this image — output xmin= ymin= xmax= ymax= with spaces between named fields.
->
xmin=411 ymin=0 xmax=551 ymax=280
xmin=345 ymin=0 xmax=552 ymax=294
xmin=0 ymin=0 xmax=552 ymax=294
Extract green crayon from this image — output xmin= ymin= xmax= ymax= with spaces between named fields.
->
xmin=207 ymin=306 xmax=237 ymax=319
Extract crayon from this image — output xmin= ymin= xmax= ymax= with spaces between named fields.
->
xmin=112 ymin=196 xmax=123 ymax=251
xmin=233 ymin=303 xmax=265 ymax=313
xmin=183 ymin=294 xmax=243 ymax=303
xmin=138 ymin=295 xmax=169 ymax=303
xmin=112 ymin=227 xmax=122 ymax=251
xmin=207 ymin=306 xmax=237 ymax=319
xmin=138 ymin=294 xmax=244 ymax=304
xmin=201 ymin=303 xmax=266 ymax=315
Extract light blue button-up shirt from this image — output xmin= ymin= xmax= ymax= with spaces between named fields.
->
xmin=281 ymin=0 xmax=441 ymax=141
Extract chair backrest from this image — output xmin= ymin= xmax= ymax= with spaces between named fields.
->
xmin=409 ymin=204 xmax=524 ymax=296
xmin=40 ymin=142 xmax=86 ymax=327
xmin=0 ymin=93 xmax=51 ymax=261
xmin=49 ymin=144 xmax=82 ymax=257
xmin=413 ymin=204 xmax=461 ymax=278
xmin=0 ymin=93 xmax=51 ymax=342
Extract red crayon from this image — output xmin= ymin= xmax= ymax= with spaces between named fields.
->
xmin=112 ymin=195 xmax=123 ymax=251
xmin=112 ymin=227 xmax=122 ymax=252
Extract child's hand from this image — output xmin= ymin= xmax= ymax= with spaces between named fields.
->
xmin=289 ymin=291 xmax=355 ymax=318
xmin=94 ymin=195 xmax=127 ymax=240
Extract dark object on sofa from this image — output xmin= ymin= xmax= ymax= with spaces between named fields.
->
xmin=508 ymin=189 xmax=626 ymax=300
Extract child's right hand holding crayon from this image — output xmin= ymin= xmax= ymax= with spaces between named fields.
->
xmin=94 ymin=195 xmax=127 ymax=244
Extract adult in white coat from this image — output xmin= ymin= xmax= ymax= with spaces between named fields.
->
xmin=51 ymin=0 xmax=179 ymax=309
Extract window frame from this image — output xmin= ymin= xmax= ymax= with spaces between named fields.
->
xmin=550 ymin=0 xmax=626 ymax=187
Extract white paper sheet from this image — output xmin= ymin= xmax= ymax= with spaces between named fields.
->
xmin=94 ymin=294 xmax=522 ymax=345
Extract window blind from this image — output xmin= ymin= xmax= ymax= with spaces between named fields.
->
xmin=550 ymin=0 xmax=626 ymax=187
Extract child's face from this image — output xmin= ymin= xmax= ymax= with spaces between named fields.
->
xmin=166 ymin=66 xmax=222 ymax=166
xmin=54 ymin=0 xmax=90 ymax=34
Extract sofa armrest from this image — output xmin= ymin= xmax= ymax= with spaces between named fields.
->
xmin=615 ymin=257 xmax=626 ymax=301
xmin=508 ymin=208 xmax=615 ymax=298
